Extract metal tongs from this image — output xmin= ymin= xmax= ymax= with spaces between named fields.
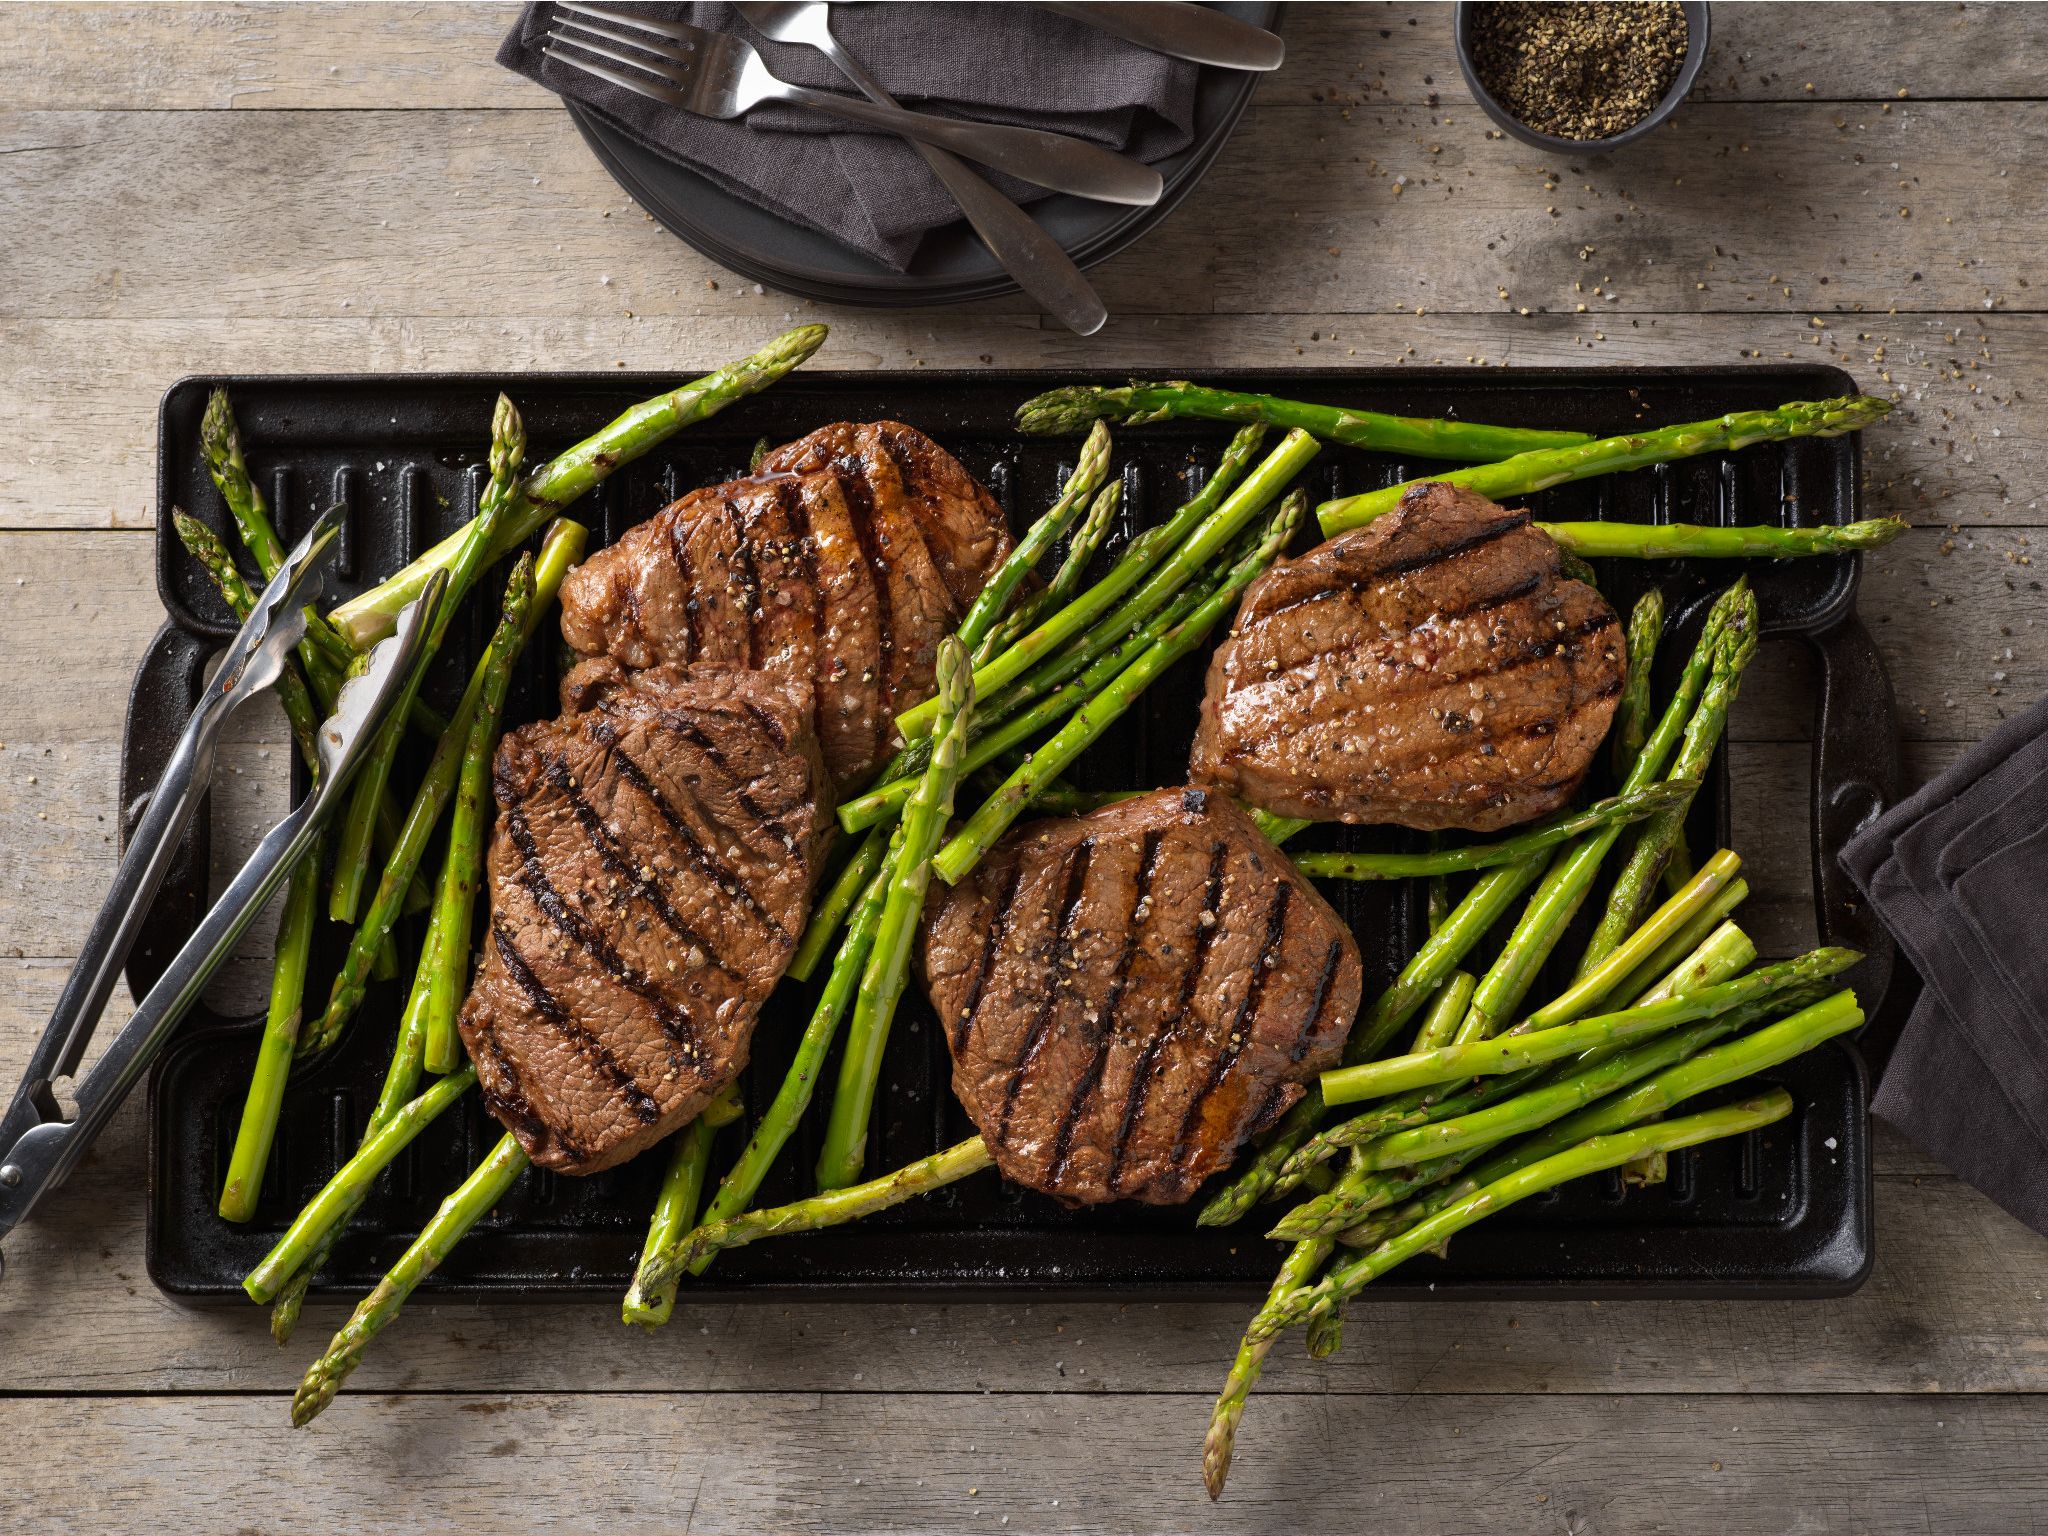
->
xmin=0 ymin=505 xmax=442 ymax=1274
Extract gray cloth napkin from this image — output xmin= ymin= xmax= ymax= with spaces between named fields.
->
xmin=500 ymin=3 xmax=1199 ymax=270
xmin=1840 ymin=696 xmax=2048 ymax=1235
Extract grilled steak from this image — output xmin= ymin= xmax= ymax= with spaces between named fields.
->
xmin=458 ymin=659 xmax=832 ymax=1176
xmin=921 ymin=788 xmax=1362 ymax=1206
xmin=1189 ymin=483 xmax=1625 ymax=831
xmin=558 ymin=420 xmax=1011 ymax=786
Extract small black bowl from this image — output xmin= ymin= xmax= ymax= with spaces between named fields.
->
xmin=1454 ymin=1 xmax=1710 ymax=154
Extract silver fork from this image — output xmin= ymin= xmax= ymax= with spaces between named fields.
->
xmin=546 ymin=3 xmax=1162 ymax=207
xmin=732 ymin=2 xmax=1105 ymax=334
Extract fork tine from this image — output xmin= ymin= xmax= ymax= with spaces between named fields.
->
xmin=548 ymin=10 xmax=700 ymax=67
xmin=551 ymin=16 xmax=700 ymax=74
xmin=553 ymin=0 xmax=695 ymax=44
xmin=543 ymin=41 xmax=691 ymax=110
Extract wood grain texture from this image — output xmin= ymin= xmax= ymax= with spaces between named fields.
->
xmin=2 ymin=4 xmax=2046 ymax=1529
xmin=5 ymin=1390 xmax=2048 ymax=1534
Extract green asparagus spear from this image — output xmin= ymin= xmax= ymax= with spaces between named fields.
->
xmin=1251 ymin=1091 xmax=1795 ymax=1342
xmin=1016 ymin=380 xmax=1592 ymax=462
xmin=1527 ymin=849 xmax=1744 ymax=1030
xmin=1201 ymin=1235 xmax=1329 ymax=1499
xmin=646 ymin=1136 xmax=996 ymax=1286
xmin=1290 ymin=782 xmax=1696 ymax=882
xmin=1539 ymin=518 xmax=1908 ymax=561
xmin=966 ymin=421 xmax=1112 ymax=648
xmin=1322 ymin=946 xmax=1859 ymax=1105
xmin=292 ymin=1130 xmax=530 ymax=1425
xmin=817 ymin=641 xmax=976 ymax=1189
xmin=328 ymin=394 xmax=525 ymax=923
xmin=1316 ymin=396 xmax=1895 ymax=536
xmin=675 ymin=845 xmax=894 ymax=1278
xmin=621 ymin=1082 xmax=745 ymax=1328
xmin=977 ymin=478 xmax=1124 ymax=663
xmin=1614 ymin=589 xmax=1664 ymax=779
xmin=243 ymin=1067 xmax=478 ymax=1304
xmin=1455 ymin=581 xmax=1746 ymax=1040
xmin=308 ymin=553 xmax=535 ymax=1051
xmin=327 ymin=325 xmax=830 ymax=647
xmin=1196 ymin=857 xmax=1545 ymax=1228
xmin=218 ymin=831 xmax=323 ymax=1223
xmin=788 ymin=826 xmax=890 ymax=982
xmin=932 ymin=491 xmax=1306 ymax=884
xmin=895 ymin=427 xmax=1312 ymax=743
xmin=1578 ymin=584 xmax=1761 ymax=972
xmin=422 ymin=522 xmax=534 ymax=1073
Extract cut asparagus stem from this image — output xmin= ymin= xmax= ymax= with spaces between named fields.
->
xmin=817 ymin=641 xmax=975 ymax=1189
xmin=1525 ymin=849 xmax=1744 ymax=1029
xmin=895 ymin=427 xmax=1313 ymax=743
xmin=328 ymin=394 xmax=525 ymax=924
xmin=788 ymin=825 xmax=889 ymax=982
xmin=1613 ymin=588 xmax=1664 ymax=780
xmin=1290 ymin=782 xmax=1697 ymax=882
xmin=675 ymin=847 xmax=893 ymax=1279
xmin=217 ymin=832 xmax=323 ymax=1223
xmin=310 ymin=555 xmax=535 ymax=1049
xmin=1578 ymin=584 xmax=1761 ymax=972
xmin=1196 ymin=857 xmax=1544 ymax=1228
xmin=1612 ymin=878 xmax=1751 ymax=1004
xmin=620 ymin=1082 xmax=744 ymax=1328
xmin=1321 ymin=946 xmax=1859 ymax=1104
xmin=932 ymin=491 xmax=1306 ymax=884
xmin=1248 ymin=1091 xmax=1796 ymax=1342
xmin=1016 ymin=380 xmax=1593 ymax=462
xmin=292 ymin=1131 xmax=529 ymax=1426
xmin=1316 ymin=396 xmax=1895 ymax=535
xmin=327 ymin=325 xmax=829 ymax=648
xmin=644 ymin=1136 xmax=996 ymax=1286
xmin=1456 ymin=581 xmax=1747 ymax=1041
xmin=242 ymin=1067 xmax=478 ymax=1304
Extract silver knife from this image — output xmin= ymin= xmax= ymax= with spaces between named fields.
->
xmin=1036 ymin=2 xmax=1285 ymax=72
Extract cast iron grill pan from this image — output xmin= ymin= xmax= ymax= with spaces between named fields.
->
xmin=131 ymin=367 xmax=1895 ymax=1301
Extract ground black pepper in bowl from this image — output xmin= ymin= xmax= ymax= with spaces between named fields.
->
xmin=1467 ymin=1 xmax=1690 ymax=142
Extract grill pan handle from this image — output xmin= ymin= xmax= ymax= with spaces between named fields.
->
xmin=1805 ymin=614 xmax=1905 ymax=1077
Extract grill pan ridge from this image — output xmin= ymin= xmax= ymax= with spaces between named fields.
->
xmin=132 ymin=367 xmax=1895 ymax=1301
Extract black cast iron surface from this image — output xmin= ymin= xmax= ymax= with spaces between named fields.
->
xmin=131 ymin=365 xmax=1896 ymax=1302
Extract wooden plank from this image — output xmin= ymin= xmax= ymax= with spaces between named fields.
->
xmin=0 ymin=102 xmax=2039 ymax=326
xmin=4 ymin=1389 xmax=2047 ymax=1533
xmin=3 ymin=3 xmax=2040 ymax=113
xmin=0 ymin=308 xmax=2034 ymax=532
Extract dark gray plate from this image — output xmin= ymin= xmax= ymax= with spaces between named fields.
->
xmin=564 ymin=4 xmax=1278 ymax=306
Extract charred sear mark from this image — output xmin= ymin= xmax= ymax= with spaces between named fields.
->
xmin=608 ymin=740 xmax=789 ymax=942
xmin=1374 ymin=511 xmax=1531 ymax=578
xmin=724 ymin=495 xmax=764 ymax=668
xmin=994 ymin=839 xmax=1095 ymax=1149
xmin=489 ymin=921 xmax=662 ymax=1125
xmin=1166 ymin=881 xmax=1292 ymax=1182
xmin=542 ymin=755 xmax=738 ymax=978
xmin=664 ymin=517 xmax=700 ymax=661
xmin=953 ymin=862 xmax=1025 ymax=1055
xmin=504 ymin=809 xmax=703 ymax=1066
xmin=1047 ymin=829 xmax=1163 ymax=1185
xmin=1105 ymin=839 xmax=1229 ymax=1196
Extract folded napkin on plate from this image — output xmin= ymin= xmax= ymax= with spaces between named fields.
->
xmin=1841 ymin=695 xmax=2048 ymax=1235
xmin=500 ymin=2 xmax=1199 ymax=270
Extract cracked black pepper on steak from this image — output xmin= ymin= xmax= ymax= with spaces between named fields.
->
xmin=1469 ymin=1 xmax=1690 ymax=141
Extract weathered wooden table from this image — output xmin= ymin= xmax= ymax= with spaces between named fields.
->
xmin=2 ymin=4 xmax=2044 ymax=1529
